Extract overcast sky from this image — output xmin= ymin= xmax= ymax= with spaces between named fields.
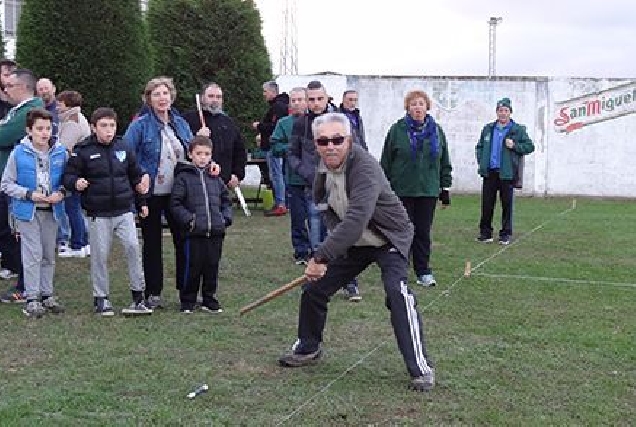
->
xmin=254 ymin=0 xmax=636 ymax=78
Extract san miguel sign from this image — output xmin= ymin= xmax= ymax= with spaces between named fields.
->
xmin=553 ymin=81 xmax=636 ymax=133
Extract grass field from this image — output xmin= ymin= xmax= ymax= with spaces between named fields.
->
xmin=0 ymin=195 xmax=634 ymax=426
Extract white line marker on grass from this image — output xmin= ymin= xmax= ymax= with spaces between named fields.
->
xmin=472 ymin=272 xmax=636 ymax=289
xmin=276 ymin=203 xmax=576 ymax=426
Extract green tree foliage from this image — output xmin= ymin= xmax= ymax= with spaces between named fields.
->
xmin=147 ymin=0 xmax=272 ymax=145
xmin=16 ymin=0 xmax=152 ymax=129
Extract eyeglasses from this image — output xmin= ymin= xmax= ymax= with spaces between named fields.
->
xmin=315 ymin=136 xmax=346 ymax=146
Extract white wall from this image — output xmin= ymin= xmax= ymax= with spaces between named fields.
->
xmin=276 ymin=74 xmax=636 ymax=198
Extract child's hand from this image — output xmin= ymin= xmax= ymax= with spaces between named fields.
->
xmin=46 ymin=192 xmax=64 ymax=204
xmin=139 ymin=206 xmax=148 ymax=218
xmin=76 ymin=178 xmax=89 ymax=191
xmin=136 ymin=174 xmax=150 ymax=194
xmin=31 ymin=191 xmax=48 ymax=202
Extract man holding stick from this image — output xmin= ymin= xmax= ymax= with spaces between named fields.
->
xmin=183 ymin=82 xmax=246 ymax=188
xmin=278 ymin=112 xmax=435 ymax=392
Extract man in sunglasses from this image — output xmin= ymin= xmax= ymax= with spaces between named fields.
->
xmin=279 ymin=112 xmax=436 ymax=392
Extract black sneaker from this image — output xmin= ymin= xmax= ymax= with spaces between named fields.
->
xmin=278 ymin=348 xmax=323 ymax=367
xmin=95 ymin=297 xmax=115 ymax=317
xmin=499 ymin=235 xmax=511 ymax=245
xmin=475 ymin=235 xmax=494 ymax=243
xmin=200 ymin=302 xmax=223 ymax=314
xmin=122 ymin=301 xmax=153 ymax=316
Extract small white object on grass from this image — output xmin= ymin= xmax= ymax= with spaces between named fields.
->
xmin=187 ymin=384 xmax=209 ymax=399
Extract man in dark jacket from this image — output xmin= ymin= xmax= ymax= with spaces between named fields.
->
xmin=171 ymin=136 xmax=232 ymax=314
xmin=183 ymin=82 xmax=246 ymax=188
xmin=475 ymin=98 xmax=534 ymax=245
xmin=288 ymin=80 xmax=361 ymax=301
xmin=252 ymin=81 xmax=289 ymax=216
xmin=278 ymin=112 xmax=435 ymax=392
xmin=63 ymin=107 xmax=151 ymax=317
xmin=339 ymin=90 xmax=367 ymax=150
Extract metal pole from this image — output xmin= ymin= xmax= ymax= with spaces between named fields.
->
xmin=488 ymin=17 xmax=502 ymax=78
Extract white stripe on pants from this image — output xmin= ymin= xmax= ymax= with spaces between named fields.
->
xmin=89 ymin=212 xmax=145 ymax=297
xmin=17 ymin=210 xmax=58 ymax=300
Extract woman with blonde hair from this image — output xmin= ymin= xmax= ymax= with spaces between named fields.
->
xmin=380 ymin=90 xmax=453 ymax=287
xmin=123 ymin=77 xmax=194 ymax=309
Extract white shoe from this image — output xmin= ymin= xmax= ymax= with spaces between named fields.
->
xmin=0 ymin=269 xmax=18 ymax=280
xmin=58 ymin=242 xmax=70 ymax=255
xmin=58 ymin=247 xmax=86 ymax=258
xmin=83 ymin=245 xmax=90 ymax=257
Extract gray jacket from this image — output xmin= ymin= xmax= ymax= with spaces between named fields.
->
xmin=313 ymin=144 xmax=414 ymax=262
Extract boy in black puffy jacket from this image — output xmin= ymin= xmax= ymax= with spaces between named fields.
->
xmin=170 ymin=136 xmax=232 ymax=313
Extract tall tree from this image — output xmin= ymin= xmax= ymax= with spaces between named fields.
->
xmin=16 ymin=0 xmax=152 ymax=128
xmin=147 ymin=0 xmax=272 ymax=144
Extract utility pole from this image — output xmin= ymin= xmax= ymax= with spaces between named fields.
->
xmin=279 ymin=0 xmax=298 ymax=75
xmin=488 ymin=17 xmax=503 ymax=78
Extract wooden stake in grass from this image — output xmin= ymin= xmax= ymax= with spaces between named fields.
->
xmin=572 ymin=198 xmax=577 ymax=209
xmin=464 ymin=260 xmax=471 ymax=277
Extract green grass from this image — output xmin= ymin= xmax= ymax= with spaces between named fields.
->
xmin=0 ymin=195 xmax=634 ymax=426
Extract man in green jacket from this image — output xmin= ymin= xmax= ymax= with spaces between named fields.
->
xmin=475 ymin=98 xmax=534 ymax=245
xmin=270 ymin=87 xmax=311 ymax=265
xmin=0 ymin=68 xmax=44 ymax=302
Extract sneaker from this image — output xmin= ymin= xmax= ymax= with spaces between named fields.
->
xmin=345 ymin=284 xmax=362 ymax=302
xmin=83 ymin=245 xmax=90 ymax=257
xmin=180 ymin=307 xmax=194 ymax=314
xmin=58 ymin=247 xmax=86 ymax=258
xmin=278 ymin=348 xmax=323 ymax=367
xmin=0 ymin=269 xmax=18 ymax=280
xmin=475 ymin=235 xmax=494 ymax=243
xmin=264 ymin=205 xmax=288 ymax=217
xmin=22 ymin=300 xmax=46 ymax=318
xmin=57 ymin=242 xmax=70 ymax=255
xmin=410 ymin=368 xmax=435 ymax=392
xmin=95 ymin=298 xmax=115 ymax=317
xmin=499 ymin=235 xmax=511 ymax=245
xmin=200 ymin=302 xmax=223 ymax=314
xmin=42 ymin=296 xmax=65 ymax=314
xmin=122 ymin=300 xmax=153 ymax=316
xmin=416 ymin=274 xmax=437 ymax=287
xmin=146 ymin=295 xmax=164 ymax=309
xmin=0 ymin=286 xmax=26 ymax=303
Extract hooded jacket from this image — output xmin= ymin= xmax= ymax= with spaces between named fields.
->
xmin=170 ymin=161 xmax=232 ymax=237
xmin=1 ymin=136 xmax=67 ymax=222
xmin=475 ymin=121 xmax=534 ymax=180
xmin=257 ymin=93 xmax=289 ymax=151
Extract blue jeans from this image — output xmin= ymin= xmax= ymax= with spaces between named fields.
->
xmin=306 ymin=189 xmax=326 ymax=253
xmin=287 ymin=186 xmax=311 ymax=258
xmin=56 ymin=203 xmax=70 ymax=245
xmin=65 ymin=192 xmax=88 ymax=250
xmin=266 ymin=150 xmax=286 ymax=206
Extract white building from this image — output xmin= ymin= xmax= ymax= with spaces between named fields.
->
xmin=1 ymin=0 xmax=149 ymax=59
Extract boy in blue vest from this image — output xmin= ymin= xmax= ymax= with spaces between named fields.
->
xmin=0 ymin=108 xmax=67 ymax=317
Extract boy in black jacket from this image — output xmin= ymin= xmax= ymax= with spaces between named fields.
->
xmin=63 ymin=107 xmax=151 ymax=316
xmin=171 ymin=136 xmax=232 ymax=313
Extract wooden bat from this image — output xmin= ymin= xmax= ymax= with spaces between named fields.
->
xmin=239 ymin=276 xmax=306 ymax=316
xmin=195 ymin=94 xmax=205 ymax=128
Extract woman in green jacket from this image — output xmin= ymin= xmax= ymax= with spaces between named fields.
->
xmin=380 ymin=90 xmax=452 ymax=287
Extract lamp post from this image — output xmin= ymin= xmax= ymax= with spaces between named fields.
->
xmin=488 ymin=17 xmax=503 ymax=78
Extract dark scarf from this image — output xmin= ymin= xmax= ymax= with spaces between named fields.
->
xmin=405 ymin=113 xmax=438 ymax=161
xmin=340 ymin=104 xmax=360 ymax=129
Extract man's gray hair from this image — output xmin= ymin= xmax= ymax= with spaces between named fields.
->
xmin=311 ymin=112 xmax=351 ymax=138
xmin=290 ymin=86 xmax=307 ymax=97
xmin=263 ymin=80 xmax=279 ymax=93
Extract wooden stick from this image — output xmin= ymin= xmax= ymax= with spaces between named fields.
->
xmin=239 ymin=276 xmax=306 ymax=316
xmin=195 ymin=94 xmax=205 ymax=127
xmin=464 ymin=260 xmax=471 ymax=277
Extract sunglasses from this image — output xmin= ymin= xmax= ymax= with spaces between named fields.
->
xmin=315 ymin=136 xmax=346 ymax=146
